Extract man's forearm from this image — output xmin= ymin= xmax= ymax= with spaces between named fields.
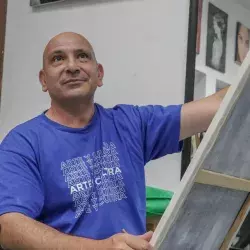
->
xmin=0 ymin=213 xmax=103 ymax=250
xmin=180 ymin=86 xmax=230 ymax=140
xmin=212 ymin=85 xmax=229 ymax=101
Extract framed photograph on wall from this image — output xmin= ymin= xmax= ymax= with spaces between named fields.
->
xmin=30 ymin=0 xmax=65 ymax=6
xmin=196 ymin=0 xmax=203 ymax=54
xmin=235 ymin=22 xmax=250 ymax=65
xmin=206 ymin=3 xmax=228 ymax=73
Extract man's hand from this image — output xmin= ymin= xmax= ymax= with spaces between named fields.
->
xmin=104 ymin=231 xmax=153 ymax=250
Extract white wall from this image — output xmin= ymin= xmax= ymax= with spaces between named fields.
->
xmin=196 ymin=0 xmax=250 ymax=96
xmin=0 ymin=0 xmax=190 ymax=191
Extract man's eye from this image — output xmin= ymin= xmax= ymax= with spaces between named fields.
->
xmin=78 ymin=53 xmax=88 ymax=59
xmin=53 ymin=55 xmax=63 ymax=62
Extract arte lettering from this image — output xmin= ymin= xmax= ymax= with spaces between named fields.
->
xmin=70 ymin=167 xmax=122 ymax=194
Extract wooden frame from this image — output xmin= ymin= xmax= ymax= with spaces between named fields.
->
xmin=150 ymin=43 xmax=250 ymax=249
xmin=220 ymin=195 xmax=250 ymax=250
xmin=195 ymin=170 xmax=250 ymax=192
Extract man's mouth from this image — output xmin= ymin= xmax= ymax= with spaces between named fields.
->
xmin=63 ymin=78 xmax=87 ymax=85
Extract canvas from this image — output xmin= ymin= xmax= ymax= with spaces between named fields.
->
xmin=150 ymin=50 xmax=250 ymax=249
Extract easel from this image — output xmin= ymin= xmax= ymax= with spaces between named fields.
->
xmin=150 ymin=43 xmax=250 ymax=250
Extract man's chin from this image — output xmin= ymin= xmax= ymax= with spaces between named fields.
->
xmin=62 ymin=91 xmax=93 ymax=102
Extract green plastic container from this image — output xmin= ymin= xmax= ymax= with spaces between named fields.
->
xmin=146 ymin=186 xmax=174 ymax=217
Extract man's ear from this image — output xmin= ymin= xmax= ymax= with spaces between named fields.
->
xmin=97 ymin=63 xmax=104 ymax=87
xmin=39 ymin=70 xmax=48 ymax=92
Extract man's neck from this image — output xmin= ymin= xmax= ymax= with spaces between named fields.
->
xmin=46 ymin=100 xmax=95 ymax=128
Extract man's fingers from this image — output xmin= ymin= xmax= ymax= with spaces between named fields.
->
xmin=124 ymin=234 xmax=152 ymax=250
xmin=118 ymin=242 xmax=133 ymax=250
xmin=139 ymin=231 xmax=153 ymax=242
xmin=124 ymin=245 xmax=134 ymax=250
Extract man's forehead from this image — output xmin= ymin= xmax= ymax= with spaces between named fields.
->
xmin=44 ymin=33 xmax=93 ymax=57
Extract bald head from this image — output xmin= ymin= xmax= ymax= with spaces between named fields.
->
xmin=39 ymin=31 xmax=104 ymax=106
xmin=43 ymin=32 xmax=96 ymax=68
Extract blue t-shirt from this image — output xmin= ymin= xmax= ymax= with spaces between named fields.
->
xmin=0 ymin=103 xmax=182 ymax=240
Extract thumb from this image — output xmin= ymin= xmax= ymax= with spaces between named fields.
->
xmin=139 ymin=231 xmax=154 ymax=241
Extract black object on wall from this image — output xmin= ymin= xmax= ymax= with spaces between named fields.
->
xmin=181 ymin=0 xmax=199 ymax=179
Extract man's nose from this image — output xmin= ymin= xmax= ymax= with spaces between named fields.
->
xmin=66 ymin=59 xmax=80 ymax=75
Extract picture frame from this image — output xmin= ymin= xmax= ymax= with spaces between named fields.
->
xmin=30 ymin=0 xmax=66 ymax=7
xmin=206 ymin=3 xmax=228 ymax=73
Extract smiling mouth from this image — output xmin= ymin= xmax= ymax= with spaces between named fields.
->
xmin=63 ymin=79 xmax=87 ymax=85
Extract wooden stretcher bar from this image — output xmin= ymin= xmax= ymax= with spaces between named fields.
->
xmin=220 ymin=195 xmax=250 ymax=250
xmin=195 ymin=170 xmax=250 ymax=192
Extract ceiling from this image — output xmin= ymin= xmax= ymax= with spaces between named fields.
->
xmin=237 ymin=0 xmax=250 ymax=11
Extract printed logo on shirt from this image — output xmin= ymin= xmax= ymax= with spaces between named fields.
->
xmin=61 ymin=142 xmax=127 ymax=218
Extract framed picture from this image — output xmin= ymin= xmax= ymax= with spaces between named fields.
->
xmin=30 ymin=0 xmax=65 ymax=6
xmin=196 ymin=0 xmax=203 ymax=54
xmin=235 ymin=22 xmax=250 ymax=65
xmin=206 ymin=3 xmax=228 ymax=73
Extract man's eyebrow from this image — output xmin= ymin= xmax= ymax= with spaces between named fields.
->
xmin=48 ymin=50 xmax=64 ymax=56
xmin=75 ymin=49 xmax=91 ymax=54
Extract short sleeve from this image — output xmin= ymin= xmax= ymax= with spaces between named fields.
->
xmin=136 ymin=104 xmax=183 ymax=163
xmin=0 ymin=130 xmax=44 ymax=218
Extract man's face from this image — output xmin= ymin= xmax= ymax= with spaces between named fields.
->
xmin=40 ymin=33 xmax=104 ymax=103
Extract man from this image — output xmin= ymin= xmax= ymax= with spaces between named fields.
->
xmin=0 ymin=32 xmax=228 ymax=250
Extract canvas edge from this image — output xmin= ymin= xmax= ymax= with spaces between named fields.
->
xmin=150 ymin=53 xmax=250 ymax=249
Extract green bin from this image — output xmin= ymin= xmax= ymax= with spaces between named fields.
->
xmin=146 ymin=186 xmax=173 ymax=217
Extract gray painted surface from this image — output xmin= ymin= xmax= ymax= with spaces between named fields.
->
xmin=203 ymin=80 xmax=250 ymax=179
xmin=159 ymin=184 xmax=248 ymax=250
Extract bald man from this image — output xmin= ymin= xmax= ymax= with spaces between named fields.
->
xmin=0 ymin=32 xmax=228 ymax=250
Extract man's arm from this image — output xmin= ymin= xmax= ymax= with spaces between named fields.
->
xmin=0 ymin=213 xmax=152 ymax=250
xmin=180 ymin=86 xmax=229 ymax=140
xmin=0 ymin=213 xmax=102 ymax=250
